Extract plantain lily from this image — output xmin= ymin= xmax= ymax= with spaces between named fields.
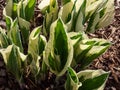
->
xmin=0 ymin=18 xmax=23 ymax=52
xmin=17 ymin=17 xmax=30 ymax=43
xmin=40 ymin=0 xmax=59 ymax=36
xmin=68 ymin=31 xmax=88 ymax=48
xmin=38 ymin=0 xmax=58 ymax=14
xmin=38 ymin=0 xmax=50 ymax=13
xmin=17 ymin=0 xmax=35 ymax=43
xmin=4 ymin=0 xmax=35 ymax=21
xmin=3 ymin=10 xmax=13 ymax=31
xmin=74 ymin=38 xmax=111 ymax=69
xmin=58 ymin=0 xmax=114 ymax=33
xmin=65 ymin=68 xmax=109 ymax=90
xmin=58 ymin=0 xmax=74 ymax=23
xmin=4 ymin=0 xmax=14 ymax=18
xmin=58 ymin=0 xmax=73 ymax=31
xmin=13 ymin=0 xmax=20 ymax=3
xmin=86 ymin=0 xmax=115 ymax=32
xmin=0 ymin=27 xmax=10 ymax=48
xmin=85 ymin=0 xmax=105 ymax=22
xmin=0 ymin=45 xmax=26 ymax=82
xmin=24 ymin=0 xmax=36 ymax=21
xmin=65 ymin=67 xmax=82 ymax=90
xmin=16 ymin=0 xmax=36 ymax=21
xmin=59 ymin=0 xmax=86 ymax=32
xmin=7 ymin=19 xmax=23 ymax=52
xmin=41 ymin=0 xmax=114 ymax=33
xmin=0 ymin=0 xmax=114 ymax=89
xmin=4 ymin=0 xmax=36 ymax=43
xmin=43 ymin=18 xmax=73 ymax=76
xmin=77 ymin=69 xmax=109 ymax=90
xmin=75 ymin=0 xmax=86 ymax=32
xmin=61 ymin=0 xmax=75 ymax=5
xmin=97 ymin=0 xmax=114 ymax=28
xmin=67 ymin=32 xmax=110 ymax=68
xmin=28 ymin=27 xmax=47 ymax=78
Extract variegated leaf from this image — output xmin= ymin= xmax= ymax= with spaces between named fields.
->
xmin=85 ymin=0 xmax=104 ymax=21
xmin=97 ymin=0 xmax=114 ymax=28
xmin=3 ymin=9 xmax=13 ymax=31
xmin=58 ymin=0 xmax=74 ymax=23
xmin=38 ymin=0 xmax=50 ymax=13
xmin=42 ymin=0 xmax=58 ymax=36
xmin=75 ymin=0 xmax=86 ymax=32
xmin=28 ymin=27 xmax=41 ymax=76
xmin=77 ymin=69 xmax=109 ymax=90
xmin=18 ymin=17 xmax=30 ymax=43
xmin=0 ymin=45 xmax=26 ymax=82
xmin=7 ymin=19 xmax=23 ymax=52
xmin=65 ymin=67 xmax=82 ymax=90
xmin=25 ymin=0 xmax=36 ymax=21
xmin=5 ymin=0 xmax=13 ymax=17
xmin=0 ymin=27 xmax=9 ymax=48
xmin=86 ymin=0 xmax=114 ymax=33
xmin=61 ymin=0 xmax=72 ymax=5
xmin=43 ymin=18 xmax=73 ymax=76
xmin=74 ymin=38 xmax=110 ymax=68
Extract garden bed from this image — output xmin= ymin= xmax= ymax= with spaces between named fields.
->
xmin=0 ymin=0 xmax=120 ymax=90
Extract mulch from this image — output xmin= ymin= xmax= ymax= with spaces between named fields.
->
xmin=0 ymin=0 xmax=120 ymax=90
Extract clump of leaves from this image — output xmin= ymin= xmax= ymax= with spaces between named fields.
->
xmin=3 ymin=0 xmax=35 ymax=43
xmin=0 ymin=0 xmax=114 ymax=90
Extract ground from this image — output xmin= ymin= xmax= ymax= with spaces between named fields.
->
xmin=0 ymin=0 xmax=120 ymax=90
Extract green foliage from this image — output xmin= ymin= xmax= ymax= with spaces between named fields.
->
xmin=43 ymin=18 xmax=73 ymax=76
xmin=0 ymin=19 xmax=23 ymax=52
xmin=0 ymin=45 xmax=26 ymax=82
xmin=77 ymin=69 xmax=109 ymax=90
xmin=86 ymin=0 xmax=115 ymax=32
xmin=74 ymin=38 xmax=110 ymax=69
xmin=65 ymin=67 xmax=82 ymax=90
xmin=4 ymin=0 xmax=35 ymax=21
xmin=0 ymin=0 xmax=115 ymax=89
xmin=65 ymin=68 xmax=109 ymax=90
xmin=3 ymin=0 xmax=35 ymax=43
xmin=7 ymin=19 xmax=23 ymax=52
xmin=38 ymin=0 xmax=58 ymax=36
xmin=0 ymin=27 xmax=9 ymax=48
xmin=58 ymin=0 xmax=114 ymax=32
xmin=28 ymin=27 xmax=46 ymax=78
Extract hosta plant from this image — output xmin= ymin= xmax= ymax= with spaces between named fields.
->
xmin=38 ymin=0 xmax=58 ymax=36
xmin=3 ymin=0 xmax=36 ymax=43
xmin=43 ymin=18 xmax=73 ymax=76
xmin=28 ymin=26 xmax=46 ymax=79
xmin=0 ymin=0 xmax=115 ymax=90
xmin=59 ymin=0 xmax=114 ymax=32
xmin=65 ymin=67 xmax=109 ymax=90
xmin=0 ymin=45 xmax=26 ymax=82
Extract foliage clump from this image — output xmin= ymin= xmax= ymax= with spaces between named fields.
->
xmin=0 ymin=0 xmax=114 ymax=89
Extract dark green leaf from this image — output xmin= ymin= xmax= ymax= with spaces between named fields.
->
xmin=80 ymin=45 xmax=110 ymax=69
xmin=25 ymin=0 xmax=36 ymax=21
xmin=62 ymin=0 xmax=71 ymax=5
xmin=54 ymin=18 xmax=68 ymax=70
xmin=8 ymin=19 xmax=23 ymax=52
xmin=5 ymin=16 xmax=12 ymax=31
xmin=79 ymin=73 xmax=109 ymax=90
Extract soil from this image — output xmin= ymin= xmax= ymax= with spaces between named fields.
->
xmin=0 ymin=0 xmax=120 ymax=90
